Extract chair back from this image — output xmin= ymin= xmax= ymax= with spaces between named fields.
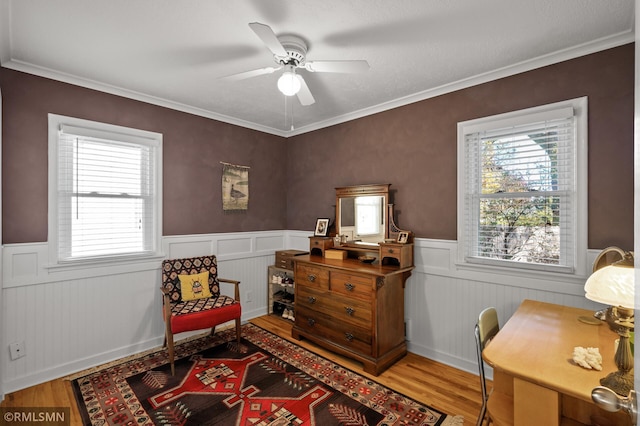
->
xmin=477 ymin=307 xmax=500 ymax=351
xmin=162 ymin=255 xmax=221 ymax=303
xmin=475 ymin=307 xmax=500 ymax=426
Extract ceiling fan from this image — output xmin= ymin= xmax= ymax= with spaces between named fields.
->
xmin=221 ymin=22 xmax=370 ymax=106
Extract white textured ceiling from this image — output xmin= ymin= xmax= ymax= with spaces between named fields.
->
xmin=0 ymin=0 xmax=635 ymax=136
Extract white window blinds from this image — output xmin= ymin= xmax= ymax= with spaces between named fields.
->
xmin=55 ymin=121 xmax=161 ymax=262
xmin=461 ymin=104 xmax=579 ymax=272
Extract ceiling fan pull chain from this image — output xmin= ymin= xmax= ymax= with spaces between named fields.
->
xmin=284 ymin=94 xmax=288 ymax=129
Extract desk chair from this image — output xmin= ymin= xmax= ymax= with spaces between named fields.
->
xmin=475 ymin=307 xmax=513 ymax=426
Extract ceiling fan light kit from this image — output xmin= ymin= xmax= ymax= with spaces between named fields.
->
xmin=222 ymin=22 xmax=370 ymax=107
xmin=277 ymin=65 xmax=301 ymax=96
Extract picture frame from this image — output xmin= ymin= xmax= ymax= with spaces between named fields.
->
xmin=314 ymin=218 xmax=330 ymax=237
xmin=397 ymin=231 xmax=409 ymax=244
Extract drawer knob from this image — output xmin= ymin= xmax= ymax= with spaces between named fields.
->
xmin=308 ymin=296 xmax=316 ymax=304
xmin=307 ymin=318 xmax=316 ymax=326
xmin=344 ymin=282 xmax=355 ymax=291
xmin=345 ymin=333 xmax=354 ymax=342
xmin=308 ymin=274 xmax=316 ymax=282
xmin=388 ymin=248 xmax=395 ymax=253
xmin=345 ymin=307 xmax=355 ymax=316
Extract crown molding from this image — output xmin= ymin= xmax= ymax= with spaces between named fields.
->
xmin=1 ymin=30 xmax=633 ymax=138
xmin=1 ymin=59 xmax=290 ymax=138
xmin=287 ymin=31 xmax=634 ymax=136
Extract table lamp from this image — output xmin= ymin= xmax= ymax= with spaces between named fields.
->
xmin=584 ymin=246 xmax=635 ymax=396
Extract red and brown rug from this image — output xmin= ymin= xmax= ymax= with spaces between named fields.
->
xmin=72 ymin=323 xmax=463 ymax=425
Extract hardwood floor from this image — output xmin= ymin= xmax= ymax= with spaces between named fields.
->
xmin=252 ymin=315 xmax=483 ymax=425
xmin=0 ymin=315 xmax=483 ymax=425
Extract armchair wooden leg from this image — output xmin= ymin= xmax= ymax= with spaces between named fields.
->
xmin=235 ymin=318 xmax=241 ymax=344
xmin=165 ymin=323 xmax=175 ymax=376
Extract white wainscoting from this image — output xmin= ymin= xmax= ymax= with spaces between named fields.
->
xmin=0 ymin=231 xmax=290 ymax=394
xmin=405 ymin=238 xmax=604 ymax=375
xmin=1 ymin=231 xmax=604 ymax=394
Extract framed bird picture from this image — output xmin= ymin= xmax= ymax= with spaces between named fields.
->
xmin=221 ymin=162 xmax=249 ymax=211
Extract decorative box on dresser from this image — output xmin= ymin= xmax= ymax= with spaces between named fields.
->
xmin=292 ymin=245 xmax=413 ymax=376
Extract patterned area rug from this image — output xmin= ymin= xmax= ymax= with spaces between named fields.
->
xmin=72 ymin=324 xmax=463 ymax=425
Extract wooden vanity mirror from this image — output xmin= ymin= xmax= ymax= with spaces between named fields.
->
xmin=335 ymin=184 xmax=390 ymax=244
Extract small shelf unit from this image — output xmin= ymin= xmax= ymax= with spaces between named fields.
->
xmin=268 ymin=265 xmax=295 ymax=322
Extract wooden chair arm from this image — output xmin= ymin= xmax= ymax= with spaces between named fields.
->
xmin=219 ymin=278 xmax=241 ymax=302
xmin=160 ymin=286 xmax=172 ymax=322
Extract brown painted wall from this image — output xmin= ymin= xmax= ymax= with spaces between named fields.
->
xmin=1 ymin=68 xmax=288 ymax=244
xmin=287 ymin=44 xmax=635 ymax=250
xmin=1 ymin=44 xmax=634 ymax=250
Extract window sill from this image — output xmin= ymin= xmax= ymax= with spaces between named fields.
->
xmin=454 ymin=259 xmax=590 ymax=287
xmin=44 ymin=253 xmax=165 ymax=274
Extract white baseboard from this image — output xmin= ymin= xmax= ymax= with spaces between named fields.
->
xmin=2 ymin=335 xmax=165 ymax=395
xmin=407 ymin=341 xmax=479 ymax=378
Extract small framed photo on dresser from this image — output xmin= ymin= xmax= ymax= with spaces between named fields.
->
xmin=314 ymin=218 xmax=330 ymax=237
xmin=397 ymin=231 xmax=409 ymax=244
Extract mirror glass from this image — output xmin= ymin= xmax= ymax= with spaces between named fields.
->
xmin=336 ymin=185 xmax=390 ymax=244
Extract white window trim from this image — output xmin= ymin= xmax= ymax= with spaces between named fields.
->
xmin=456 ymin=97 xmax=589 ymax=280
xmin=47 ymin=114 xmax=163 ymax=269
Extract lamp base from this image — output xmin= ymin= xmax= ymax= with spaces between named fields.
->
xmin=600 ymin=370 xmax=635 ymax=396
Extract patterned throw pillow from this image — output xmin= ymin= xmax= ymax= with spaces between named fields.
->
xmin=179 ymin=271 xmax=213 ymax=302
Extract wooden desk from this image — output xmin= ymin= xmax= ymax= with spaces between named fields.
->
xmin=482 ymin=299 xmax=631 ymax=426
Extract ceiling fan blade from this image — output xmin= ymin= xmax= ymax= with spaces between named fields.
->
xmin=296 ymin=75 xmax=315 ymax=106
xmin=304 ymin=60 xmax=370 ymax=73
xmin=219 ymin=66 xmax=281 ymax=82
xmin=248 ymin=22 xmax=288 ymax=57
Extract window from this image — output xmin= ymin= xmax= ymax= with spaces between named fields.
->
xmin=48 ymin=114 xmax=162 ymax=264
xmin=457 ymin=98 xmax=587 ymax=274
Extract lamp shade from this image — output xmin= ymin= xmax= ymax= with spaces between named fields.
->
xmin=277 ymin=69 xmax=301 ymax=96
xmin=584 ymin=263 xmax=634 ymax=309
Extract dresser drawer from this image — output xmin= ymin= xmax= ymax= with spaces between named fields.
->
xmin=297 ymin=286 xmax=372 ymax=329
xmin=309 ymin=236 xmax=334 ymax=256
xmin=296 ymin=306 xmax=372 ymax=356
xmin=379 ymin=243 xmax=413 ymax=268
xmin=380 ymin=244 xmax=399 ymax=260
xmin=330 ymin=271 xmax=374 ymax=300
xmin=295 ymin=263 xmax=329 ymax=289
xmin=275 ymin=250 xmax=308 ymax=270
xmin=275 ymin=257 xmax=293 ymax=270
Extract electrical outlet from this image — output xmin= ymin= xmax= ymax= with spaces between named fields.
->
xmin=404 ymin=320 xmax=412 ymax=342
xmin=9 ymin=341 xmax=26 ymax=360
xmin=246 ymin=291 xmax=253 ymax=303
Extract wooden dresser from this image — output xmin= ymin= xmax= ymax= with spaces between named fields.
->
xmin=291 ymin=254 xmax=413 ymax=375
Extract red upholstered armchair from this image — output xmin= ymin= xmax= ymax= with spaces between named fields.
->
xmin=161 ymin=255 xmax=241 ymax=375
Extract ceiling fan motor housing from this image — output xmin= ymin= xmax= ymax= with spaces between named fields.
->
xmin=276 ymin=35 xmax=307 ymax=66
